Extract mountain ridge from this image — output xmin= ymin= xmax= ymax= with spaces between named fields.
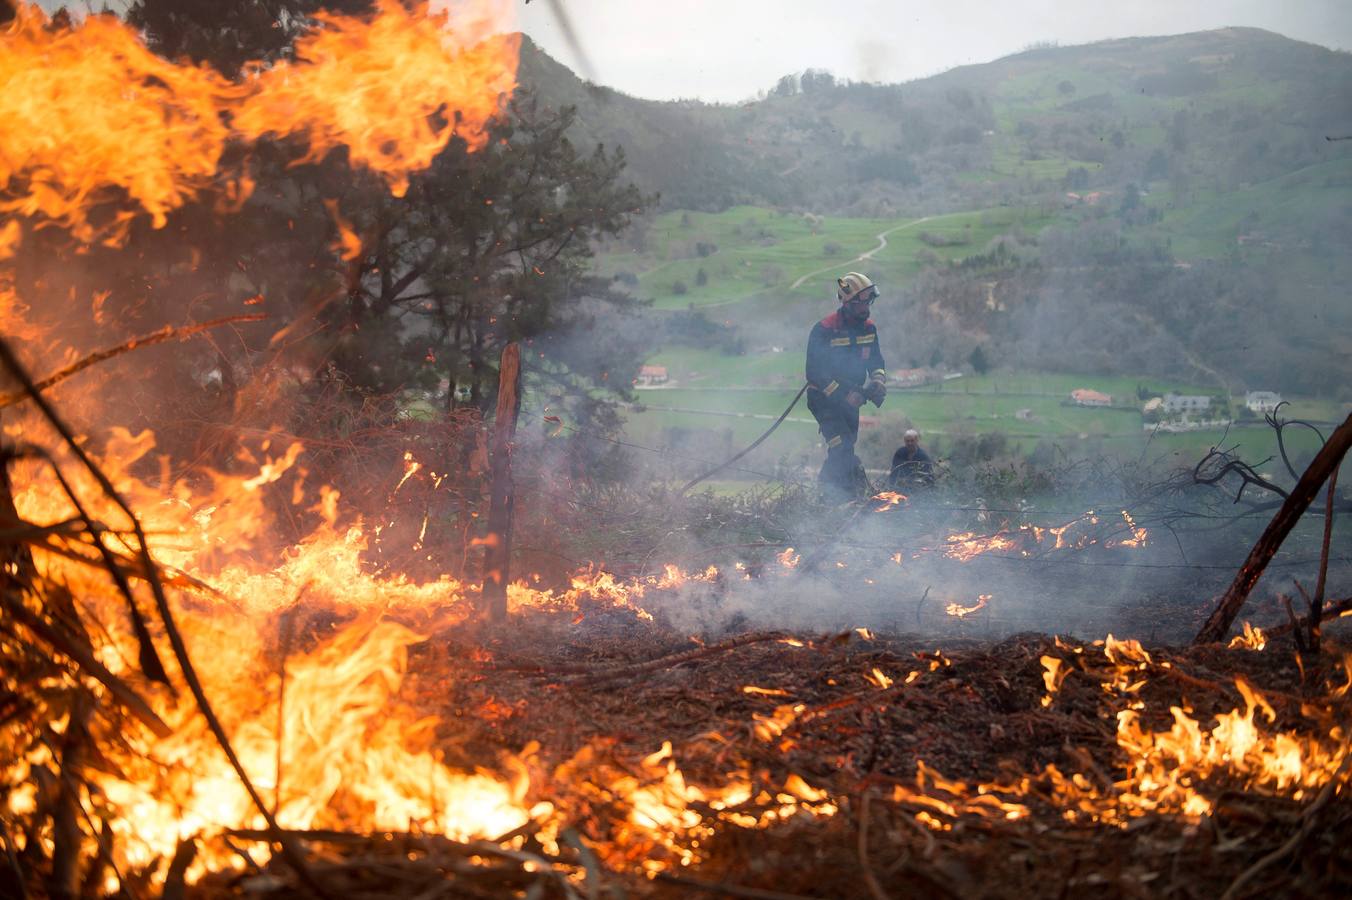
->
xmin=515 ymin=27 xmax=1352 ymax=215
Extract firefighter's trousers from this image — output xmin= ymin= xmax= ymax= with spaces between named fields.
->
xmin=807 ymin=393 xmax=865 ymax=497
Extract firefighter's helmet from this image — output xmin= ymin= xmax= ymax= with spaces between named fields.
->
xmin=837 ymin=272 xmax=877 ymax=304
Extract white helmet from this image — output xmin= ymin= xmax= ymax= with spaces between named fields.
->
xmin=837 ymin=272 xmax=877 ymax=304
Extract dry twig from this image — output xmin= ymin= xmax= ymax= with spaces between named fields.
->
xmin=0 ymin=314 xmax=266 ymax=409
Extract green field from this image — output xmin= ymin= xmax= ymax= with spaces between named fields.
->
xmin=622 ymin=378 xmax=1335 ymax=482
xmin=600 ymin=205 xmax=1059 ymax=310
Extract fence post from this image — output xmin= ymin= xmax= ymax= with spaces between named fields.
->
xmin=480 ymin=342 xmax=521 ymax=622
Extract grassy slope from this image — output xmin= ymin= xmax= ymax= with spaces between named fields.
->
xmin=1156 ymin=156 xmax=1352 ymax=259
xmin=605 ymin=205 xmax=1056 ymax=310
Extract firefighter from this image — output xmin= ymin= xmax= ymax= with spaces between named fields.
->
xmin=805 ymin=272 xmax=886 ymax=497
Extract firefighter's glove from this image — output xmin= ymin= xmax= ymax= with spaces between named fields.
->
xmin=845 ymin=389 xmax=866 ymax=408
xmin=864 ymin=377 xmax=887 ymax=407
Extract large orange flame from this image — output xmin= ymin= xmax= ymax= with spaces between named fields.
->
xmin=234 ymin=0 xmax=518 ymax=198
xmin=0 ymin=0 xmax=518 ymax=250
xmin=0 ymin=6 xmax=234 ymax=246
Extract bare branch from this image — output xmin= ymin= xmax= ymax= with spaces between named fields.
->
xmin=0 ymin=314 xmax=267 ymax=410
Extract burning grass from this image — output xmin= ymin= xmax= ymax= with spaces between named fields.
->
xmin=1 ymin=383 xmax=1346 ymax=896
xmin=417 ymin=613 xmax=1351 ymax=898
xmin=6 ymin=519 xmax=1350 ymax=898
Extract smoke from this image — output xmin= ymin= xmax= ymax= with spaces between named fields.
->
xmin=620 ymin=476 xmax=1349 ymax=647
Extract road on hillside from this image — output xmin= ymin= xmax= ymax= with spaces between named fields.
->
xmin=790 ymin=216 xmax=933 ymax=290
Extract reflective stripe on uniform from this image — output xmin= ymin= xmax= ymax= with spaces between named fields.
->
xmin=827 ymin=435 xmax=843 ymax=447
xmin=855 ymin=333 xmax=875 ymax=344
xmin=823 ymin=381 xmax=839 ymax=396
xmin=829 ymin=336 xmax=852 ymax=347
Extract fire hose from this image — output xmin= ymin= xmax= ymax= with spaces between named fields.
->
xmin=677 ymin=382 xmax=809 ymax=495
xmin=678 ymin=378 xmax=885 ymax=495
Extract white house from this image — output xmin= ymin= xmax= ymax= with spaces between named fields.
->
xmin=1163 ymin=393 xmax=1212 ymax=414
xmin=1245 ymin=391 xmax=1282 ymax=414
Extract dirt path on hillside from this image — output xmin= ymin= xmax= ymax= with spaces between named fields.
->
xmin=1126 ymin=309 xmax=1232 ymax=395
xmin=790 ymin=215 xmax=933 ymax=290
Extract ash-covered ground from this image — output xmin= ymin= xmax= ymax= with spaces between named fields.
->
xmin=608 ymin=490 xmax=1350 ymax=646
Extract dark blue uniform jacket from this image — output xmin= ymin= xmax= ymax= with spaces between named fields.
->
xmin=805 ymin=310 xmax=886 ymax=410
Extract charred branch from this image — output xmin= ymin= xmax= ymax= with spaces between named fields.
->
xmin=1193 ymin=448 xmax=1289 ymax=503
xmin=47 ymin=695 xmax=91 ymax=900
xmin=1194 ymin=412 xmax=1352 ymax=644
xmin=1267 ymin=401 xmax=1327 ymax=481
xmin=0 ymin=314 xmax=266 ymax=410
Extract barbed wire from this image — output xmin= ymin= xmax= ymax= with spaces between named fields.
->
xmin=518 ymin=408 xmax=799 ymax=484
xmin=508 ymin=408 xmax=1349 ymax=577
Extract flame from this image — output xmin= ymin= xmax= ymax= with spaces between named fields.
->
xmin=945 ymin=593 xmax=991 ymax=618
xmin=871 ymin=490 xmax=907 ymax=511
xmin=0 ymin=1 xmax=518 ymax=246
xmin=95 ymin=616 xmax=530 ymax=875
xmin=393 ymin=450 xmax=423 ymax=492
xmin=1108 ymin=509 xmax=1149 ymax=548
xmin=4 ymin=423 xmax=783 ymax=881
xmin=553 ymin=741 xmax=836 ymax=875
xmin=864 ymin=667 xmax=894 ymax=689
xmin=11 ymin=3 xmax=1342 ymax=872
xmin=1032 ymin=643 xmax=1351 ymax=825
xmin=324 ymin=198 xmax=364 ymax=261
xmin=0 ymin=0 xmax=891 ymax=889
xmin=753 ymin=704 xmax=805 ymax=743
xmin=0 ymin=6 xmax=235 ymax=246
xmin=1228 ymin=621 xmax=1267 ymax=651
xmin=742 ymin=685 xmax=791 ymax=697
xmin=234 ymin=0 xmax=519 ymax=198
xmin=930 ymin=509 xmax=1148 ymax=562
xmin=1039 ymin=654 xmax=1075 ymax=708
xmin=1102 ymin=634 xmax=1152 ymax=667
xmin=943 ymin=531 xmax=1017 ymax=561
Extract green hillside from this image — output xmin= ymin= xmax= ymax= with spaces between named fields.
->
xmin=1157 ymin=156 xmax=1352 ymax=259
xmin=516 ymin=28 xmax=1352 ymax=476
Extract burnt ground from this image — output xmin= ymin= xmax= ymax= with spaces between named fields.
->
xmin=387 ymin=598 xmax=1352 ymax=900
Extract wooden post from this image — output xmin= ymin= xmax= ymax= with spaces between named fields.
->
xmin=481 ymin=343 xmax=522 ymax=622
xmin=1194 ymin=412 xmax=1352 ymax=644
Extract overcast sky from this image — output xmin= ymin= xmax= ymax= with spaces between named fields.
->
xmin=516 ymin=0 xmax=1352 ymax=103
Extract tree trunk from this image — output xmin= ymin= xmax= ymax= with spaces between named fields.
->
xmin=480 ymin=343 xmax=521 ymax=622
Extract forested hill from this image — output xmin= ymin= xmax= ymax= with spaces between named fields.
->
xmin=517 ymin=28 xmax=1352 ymax=216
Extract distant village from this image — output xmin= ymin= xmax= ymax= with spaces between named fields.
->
xmin=1072 ymin=388 xmax=1286 ymax=432
xmin=634 ymin=363 xmax=1296 ymax=435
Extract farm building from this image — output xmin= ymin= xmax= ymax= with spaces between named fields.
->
xmin=1071 ymin=389 xmax=1112 ymax=407
xmin=635 ymin=365 xmax=669 ymax=387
